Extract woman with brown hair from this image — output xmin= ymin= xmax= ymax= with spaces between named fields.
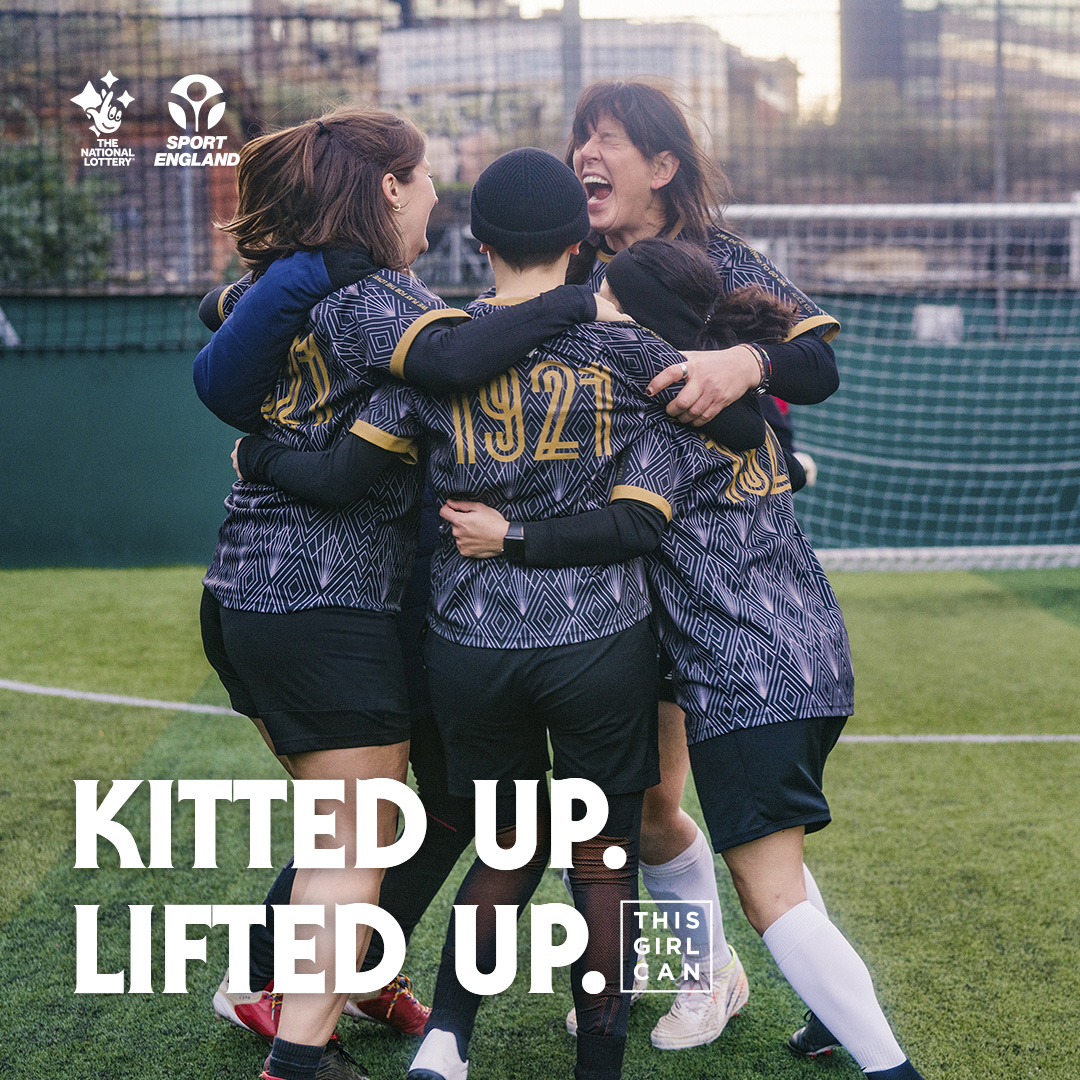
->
xmin=554 ymin=78 xmax=846 ymax=1056
xmin=196 ymin=106 xmax=617 ymax=1080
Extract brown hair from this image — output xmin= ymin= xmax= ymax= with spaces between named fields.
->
xmin=621 ymin=237 xmax=797 ymax=348
xmin=220 ymin=105 xmax=426 ymax=275
xmin=565 ymin=80 xmax=732 ymax=281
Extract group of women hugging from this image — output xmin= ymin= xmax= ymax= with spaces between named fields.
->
xmin=194 ymin=80 xmax=927 ymax=1080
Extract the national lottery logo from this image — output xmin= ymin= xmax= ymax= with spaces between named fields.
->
xmin=71 ymin=71 xmax=134 ymax=136
xmin=71 ymin=71 xmax=134 ymax=167
xmin=156 ymin=74 xmax=238 ymax=167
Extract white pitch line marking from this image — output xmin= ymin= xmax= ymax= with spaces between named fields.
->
xmin=2 ymin=679 xmax=1078 ymax=741
xmin=0 ymin=679 xmax=237 ymax=716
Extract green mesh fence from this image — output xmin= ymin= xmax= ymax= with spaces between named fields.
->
xmin=794 ymin=289 xmax=1080 ymax=564
xmin=3 ymin=4 xmax=1080 ymax=567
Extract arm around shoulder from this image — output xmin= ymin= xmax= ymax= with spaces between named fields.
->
xmin=192 ymin=250 xmax=342 ymax=429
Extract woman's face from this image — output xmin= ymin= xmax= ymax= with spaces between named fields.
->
xmin=395 ymin=158 xmax=438 ymax=265
xmin=572 ymin=113 xmax=674 ymax=251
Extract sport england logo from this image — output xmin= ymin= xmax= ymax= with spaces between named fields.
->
xmin=71 ymin=71 xmax=134 ymax=167
xmin=156 ymin=74 xmax=238 ymax=167
xmin=168 ymin=75 xmax=226 ymax=133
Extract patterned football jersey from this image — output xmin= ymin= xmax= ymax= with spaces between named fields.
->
xmin=354 ymin=303 xmax=684 ymax=649
xmin=204 ymin=271 xmax=467 ymax=614
xmin=580 ymin=226 xmax=851 ymax=736
xmin=212 ymin=273 xmax=251 ymax=324
xmin=637 ymin=423 xmax=854 ymax=742
xmin=585 ymin=226 xmax=839 ymax=342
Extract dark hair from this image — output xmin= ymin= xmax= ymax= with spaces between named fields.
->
xmin=495 ymin=246 xmax=580 ymax=274
xmin=219 ymin=105 xmax=426 ymax=275
xmin=565 ymin=80 xmax=732 ymax=281
xmin=612 ymin=238 xmax=797 ymax=348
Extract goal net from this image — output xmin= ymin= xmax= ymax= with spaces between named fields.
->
xmin=728 ymin=202 xmax=1080 ymax=571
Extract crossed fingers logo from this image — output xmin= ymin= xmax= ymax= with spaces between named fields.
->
xmin=71 ymin=71 xmax=134 ymax=137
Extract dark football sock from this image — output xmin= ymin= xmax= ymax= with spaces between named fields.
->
xmin=266 ymin=1036 xmax=323 ymax=1080
xmin=250 ymin=858 xmax=295 ymax=989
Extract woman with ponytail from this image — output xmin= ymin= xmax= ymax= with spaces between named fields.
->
xmin=196 ymin=106 xmax=620 ymax=1080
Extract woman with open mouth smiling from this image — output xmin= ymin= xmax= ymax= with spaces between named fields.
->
xmin=563 ymin=79 xmax=854 ymax=1058
xmin=567 ymin=80 xmax=840 ymax=429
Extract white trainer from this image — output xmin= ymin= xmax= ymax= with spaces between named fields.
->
xmin=649 ymin=947 xmax=749 ymax=1050
xmin=406 ymin=1028 xmax=469 ymax=1080
xmin=565 ymin=962 xmax=649 ymax=1037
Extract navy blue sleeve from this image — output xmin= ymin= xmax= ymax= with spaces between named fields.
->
xmin=192 ymin=251 xmax=336 ymax=431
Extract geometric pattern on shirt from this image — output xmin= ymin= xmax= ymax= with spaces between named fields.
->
xmin=204 ymin=270 xmax=450 ymax=614
xmin=586 ymin=239 xmax=852 ymax=737
xmin=645 ymin=424 xmax=855 ymax=743
xmin=358 ymin=310 xmax=690 ymax=649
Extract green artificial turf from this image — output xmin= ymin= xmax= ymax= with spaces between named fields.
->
xmin=830 ymin=570 xmax=1080 ymax=734
xmin=0 ymin=567 xmax=212 ymax=915
xmin=802 ymin=741 xmax=1080 ymax=1080
xmin=1 ymin=566 xmax=1078 ymax=1079
xmin=0 ymin=566 xmax=209 ymax=700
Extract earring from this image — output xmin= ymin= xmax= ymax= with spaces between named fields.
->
xmin=392 ymin=204 xmax=402 ymax=212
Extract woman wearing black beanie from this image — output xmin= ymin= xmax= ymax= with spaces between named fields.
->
xmin=448 ymin=234 xmax=926 ymax=1080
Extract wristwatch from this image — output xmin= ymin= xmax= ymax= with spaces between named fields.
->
xmin=502 ymin=521 xmax=526 ymax=562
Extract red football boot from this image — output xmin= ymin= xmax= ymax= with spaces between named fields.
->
xmin=343 ymin=974 xmax=430 ymax=1037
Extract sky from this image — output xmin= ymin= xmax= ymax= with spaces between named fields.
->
xmin=519 ymin=0 xmax=843 ymax=114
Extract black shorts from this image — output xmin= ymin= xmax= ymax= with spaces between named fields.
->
xmin=423 ymin=619 xmax=660 ymax=799
xmin=657 ymin=647 xmax=677 ymax=705
xmin=200 ymin=588 xmax=411 ymax=756
xmin=688 ymin=715 xmax=847 ymax=852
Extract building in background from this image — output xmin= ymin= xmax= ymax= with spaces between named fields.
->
xmin=840 ymin=0 xmax=1080 ymax=198
xmin=725 ymin=47 xmax=799 ymax=191
xmin=378 ymin=14 xmax=731 ymax=182
xmin=155 ymin=0 xmax=516 ymax=98
xmin=843 ymin=0 xmax=1080 ymax=130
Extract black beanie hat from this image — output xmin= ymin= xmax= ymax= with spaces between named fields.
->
xmin=471 ymin=148 xmax=590 ymax=258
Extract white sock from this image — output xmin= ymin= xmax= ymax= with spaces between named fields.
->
xmin=409 ymin=1028 xmax=468 ymax=1080
xmin=763 ymin=901 xmax=907 ymax=1073
xmin=640 ymin=826 xmax=733 ymax=977
xmin=803 ymin=862 xmax=828 ymax=916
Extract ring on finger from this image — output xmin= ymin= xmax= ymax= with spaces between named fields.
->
xmin=679 ymin=361 xmax=689 ymax=379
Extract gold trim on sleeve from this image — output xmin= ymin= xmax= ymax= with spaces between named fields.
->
xmin=785 ymin=313 xmax=840 ymax=343
xmin=347 ymin=420 xmax=419 ymax=465
xmin=389 ymin=307 xmax=471 ymax=379
xmin=610 ymin=485 xmax=673 ymax=522
xmin=217 ymin=283 xmax=235 ymax=324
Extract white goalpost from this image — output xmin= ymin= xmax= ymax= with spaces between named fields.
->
xmin=727 ymin=201 xmax=1080 ymax=571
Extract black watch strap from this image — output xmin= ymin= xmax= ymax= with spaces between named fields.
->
xmin=502 ymin=521 xmax=526 ymax=563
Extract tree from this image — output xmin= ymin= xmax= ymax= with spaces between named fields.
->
xmin=0 ymin=108 xmax=115 ymax=288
